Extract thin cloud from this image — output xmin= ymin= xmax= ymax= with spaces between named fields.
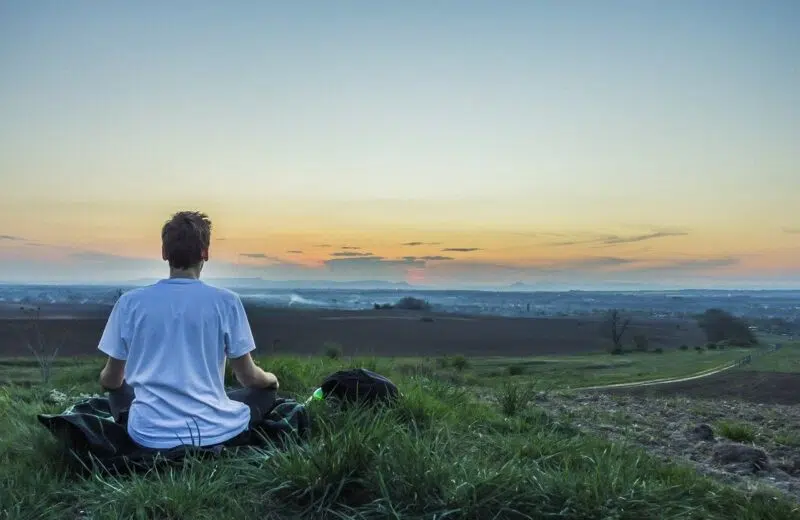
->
xmin=552 ymin=230 xmax=688 ymax=247
xmin=557 ymin=256 xmax=635 ymax=269
xmin=330 ymin=251 xmax=374 ymax=257
xmin=287 ymin=250 xmax=303 ymax=254
xmin=235 ymin=253 xmax=311 ymax=274
xmin=603 ymin=231 xmax=689 ymax=245
xmin=420 ymin=255 xmax=454 ymax=261
xmin=783 ymin=227 xmax=800 ymax=234
xmin=0 ymin=235 xmax=24 ymax=241
xmin=402 ymin=255 xmax=454 ymax=261
xmin=314 ymin=244 xmax=332 ymax=248
xmin=239 ymin=253 xmax=285 ymax=262
xmin=340 ymin=246 xmax=361 ymax=250
xmin=324 ymin=256 xmax=425 ymax=270
xmin=402 ymin=241 xmax=441 ymax=246
xmin=442 ymin=247 xmax=482 ymax=252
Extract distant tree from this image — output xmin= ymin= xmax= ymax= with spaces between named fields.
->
xmin=323 ymin=342 xmax=343 ymax=360
xmin=601 ymin=309 xmax=631 ymax=351
xmin=451 ymin=355 xmax=469 ymax=372
xmin=696 ymin=309 xmax=757 ymax=346
xmin=393 ymin=297 xmax=431 ymax=311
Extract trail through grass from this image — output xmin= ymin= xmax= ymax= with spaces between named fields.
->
xmin=466 ymin=348 xmax=750 ymax=390
xmin=1 ymin=354 xmax=799 ymax=519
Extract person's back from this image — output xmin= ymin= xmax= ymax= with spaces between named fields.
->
xmin=102 ymin=279 xmax=255 ymax=448
xmin=97 ymin=210 xmax=279 ymax=450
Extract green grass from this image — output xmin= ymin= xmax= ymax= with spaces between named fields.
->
xmin=465 ymin=348 xmax=750 ymax=390
xmin=0 ymin=343 xmax=763 ymax=392
xmin=716 ymin=421 xmax=757 ymax=443
xmin=775 ymin=431 xmax=800 ymax=448
xmin=1 ymin=355 xmax=799 ymax=519
xmin=745 ymin=343 xmax=800 ymax=373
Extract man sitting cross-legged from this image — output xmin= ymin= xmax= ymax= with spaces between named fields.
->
xmin=97 ymin=210 xmax=279 ymax=449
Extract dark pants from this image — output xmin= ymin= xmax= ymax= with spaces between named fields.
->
xmin=108 ymin=382 xmax=277 ymax=446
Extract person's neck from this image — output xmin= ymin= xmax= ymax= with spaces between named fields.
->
xmin=169 ymin=266 xmax=201 ymax=280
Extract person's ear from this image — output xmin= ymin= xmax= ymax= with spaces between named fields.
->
xmin=162 ymin=245 xmax=168 ymax=262
xmin=201 ymin=249 xmax=209 ymax=262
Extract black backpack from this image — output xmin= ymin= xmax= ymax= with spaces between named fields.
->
xmin=320 ymin=369 xmax=399 ymax=405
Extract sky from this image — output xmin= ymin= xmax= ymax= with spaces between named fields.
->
xmin=0 ymin=1 xmax=798 ymax=288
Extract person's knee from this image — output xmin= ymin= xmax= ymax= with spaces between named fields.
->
xmin=250 ymin=388 xmax=277 ymax=418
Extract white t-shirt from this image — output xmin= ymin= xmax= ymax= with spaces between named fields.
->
xmin=98 ymin=278 xmax=256 ymax=449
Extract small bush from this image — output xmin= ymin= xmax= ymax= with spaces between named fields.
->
xmin=679 ymin=344 xmax=689 ymax=351
xmin=653 ymin=347 xmax=664 ymax=354
xmin=393 ymin=297 xmax=431 ymax=311
xmin=451 ymin=355 xmax=469 ymax=372
xmin=707 ymin=342 xmax=718 ymax=350
xmin=695 ymin=346 xmax=704 ymax=353
xmin=435 ymin=357 xmax=449 ymax=369
xmin=498 ymin=382 xmax=534 ymax=417
xmin=717 ymin=421 xmax=756 ymax=443
xmin=323 ymin=342 xmax=343 ymax=360
xmin=507 ymin=365 xmax=525 ymax=376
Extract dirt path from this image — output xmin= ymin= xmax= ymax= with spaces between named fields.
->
xmin=572 ymin=361 xmax=740 ymax=391
xmin=573 ymin=345 xmax=779 ymax=392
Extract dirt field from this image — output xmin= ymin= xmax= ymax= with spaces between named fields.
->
xmin=610 ymin=370 xmax=800 ymax=405
xmin=0 ymin=303 xmax=705 ymax=357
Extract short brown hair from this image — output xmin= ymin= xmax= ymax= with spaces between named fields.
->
xmin=161 ymin=211 xmax=212 ymax=269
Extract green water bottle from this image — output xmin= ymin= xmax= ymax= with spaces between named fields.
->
xmin=305 ymin=387 xmax=324 ymax=405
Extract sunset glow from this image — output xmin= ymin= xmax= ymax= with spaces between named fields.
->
xmin=0 ymin=2 xmax=797 ymax=288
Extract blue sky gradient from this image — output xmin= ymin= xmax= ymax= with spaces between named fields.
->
xmin=1 ymin=1 xmax=798 ymax=286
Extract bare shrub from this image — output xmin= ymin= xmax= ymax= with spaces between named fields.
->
xmin=15 ymin=306 xmax=68 ymax=384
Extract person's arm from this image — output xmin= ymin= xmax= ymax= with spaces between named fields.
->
xmin=229 ymin=352 xmax=279 ymax=389
xmin=225 ymin=295 xmax=279 ymax=389
xmin=97 ymin=298 xmax=129 ymax=390
xmin=100 ymin=356 xmax=126 ymax=390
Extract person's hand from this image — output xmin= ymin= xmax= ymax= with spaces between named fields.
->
xmin=263 ymin=371 xmax=279 ymax=390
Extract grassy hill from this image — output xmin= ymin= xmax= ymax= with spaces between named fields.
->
xmin=2 ymin=350 xmax=799 ymax=519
